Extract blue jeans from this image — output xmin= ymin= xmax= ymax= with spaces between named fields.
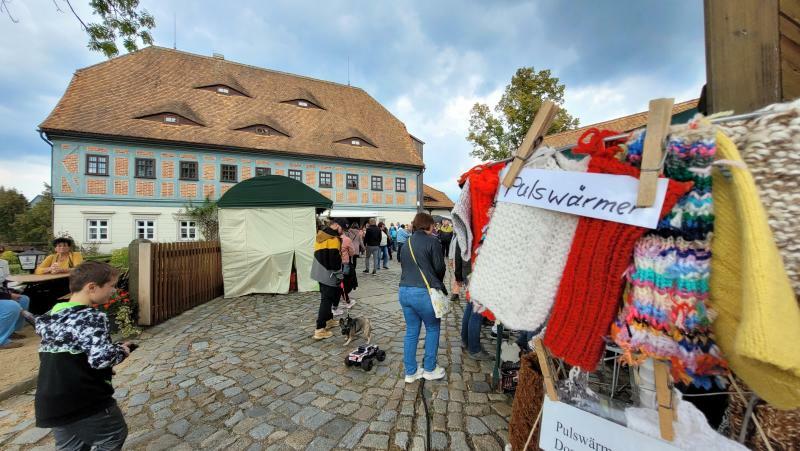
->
xmin=0 ymin=295 xmax=28 ymax=346
xmin=380 ymin=246 xmax=389 ymax=267
xmin=461 ymin=301 xmax=483 ymax=354
xmin=399 ymin=286 xmax=441 ymax=375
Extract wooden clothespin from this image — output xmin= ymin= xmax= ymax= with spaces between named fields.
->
xmin=533 ymin=338 xmax=559 ymax=401
xmin=501 ymin=100 xmax=559 ymax=189
xmin=653 ymin=360 xmax=675 ymax=441
xmin=636 ymin=98 xmax=674 ymax=207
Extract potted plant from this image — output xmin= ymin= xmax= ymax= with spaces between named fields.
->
xmin=98 ymin=290 xmax=141 ymax=338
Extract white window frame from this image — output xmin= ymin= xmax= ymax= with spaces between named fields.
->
xmin=217 ymin=86 xmax=230 ymax=94
xmin=164 ymin=115 xmax=178 ymax=124
xmin=297 ymin=100 xmax=309 ymax=107
xmin=134 ymin=218 xmax=157 ymax=240
xmin=178 ymin=219 xmax=198 ymax=241
xmin=86 ymin=218 xmax=111 ymax=243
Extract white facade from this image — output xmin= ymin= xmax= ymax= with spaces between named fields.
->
xmin=54 ymin=204 xmax=418 ymax=253
xmin=54 ymin=204 xmax=202 ymax=254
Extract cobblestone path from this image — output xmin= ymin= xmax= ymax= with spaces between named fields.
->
xmin=0 ymin=265 xmax=512 ymax=450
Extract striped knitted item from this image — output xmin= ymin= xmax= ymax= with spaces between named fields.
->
xmin=611 ymin=121 xmax=729 ymax=389
xmin=543 ymin=131 xmax=693 ymax=372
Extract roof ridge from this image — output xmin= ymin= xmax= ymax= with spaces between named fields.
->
xmin=547 ymin=98 xmax=699 ymax=138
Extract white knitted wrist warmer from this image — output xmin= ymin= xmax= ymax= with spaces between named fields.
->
xmin=451 ymin=179 xmax=473 ymax=262
xmin=468 ymin=147 xmax=589 ymax=332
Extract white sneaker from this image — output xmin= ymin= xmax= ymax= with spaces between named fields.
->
xmin=404 ymin=368 xmax=424 ymax=383
xmin=422 ymin=366 xmax=446 ymax=380
xmin=331 ymin=307 xmax=344 ymax=316
xmin=344 ymin=299 xmax=356 ymax=309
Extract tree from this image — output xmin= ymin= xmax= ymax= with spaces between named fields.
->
xmin=467 ymin=67 xmax=580 ymax=161
xmin=1 ymin=0 xmax=155 ymax=58
xmin=0 ymin=187 xmax=28 ymax=242
xmin=11 ymin=184 xmax=54 ymax=243
xmin=182 ymin=198 xmax=219 ymax=242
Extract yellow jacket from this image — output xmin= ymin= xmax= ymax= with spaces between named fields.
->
xmin=35 ymin=252 xmax=84 ymax=275
xmin=711 ymin=131 xmax=800 ymax=409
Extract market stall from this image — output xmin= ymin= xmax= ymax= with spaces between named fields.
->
xmin=217 ymin=175 xmax=332 ymax=298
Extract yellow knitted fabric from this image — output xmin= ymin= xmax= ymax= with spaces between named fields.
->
xmin=711 ymin=131 xmax=800 ymax=409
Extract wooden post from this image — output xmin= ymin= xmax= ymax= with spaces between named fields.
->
xmin=533 ymin=338 xmax=559 ymax=401
xmin=704 ymin=0 xmax=781 ymax=113
xmin=133 ymin=241 xmax=152 ymax=326
xmin=501 ymin=100 xmax=559 ymax=189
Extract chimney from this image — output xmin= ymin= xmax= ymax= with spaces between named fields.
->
xmin=212 ymin=53 xmax=225 ymax=60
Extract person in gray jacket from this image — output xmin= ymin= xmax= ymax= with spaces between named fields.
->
xmin=398 ymin=213 xmax=447 ymax=382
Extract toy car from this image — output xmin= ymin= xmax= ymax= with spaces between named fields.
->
xmin=345 ymin=344 xmax=386 ymax=371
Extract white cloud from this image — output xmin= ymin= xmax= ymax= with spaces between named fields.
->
xmin=0 ymin=156 xmax=50 ymax=199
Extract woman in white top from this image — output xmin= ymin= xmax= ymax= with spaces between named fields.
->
xmin=379 ymin=222 xmax=390 ymax=269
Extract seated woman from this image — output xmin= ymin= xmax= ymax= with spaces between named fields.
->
xmin=35 ymin=237 xmax=83 ymax=275
xmin=0 ymin=292 xmax=34 ymax=349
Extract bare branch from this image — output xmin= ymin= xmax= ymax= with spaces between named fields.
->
xmin=0 ymin=0 xmax=20 ymax=23
xmin=52 ymin=0 xmax=63 ymax=13
xmin=62 ymin=0 xmax=88 ymax=31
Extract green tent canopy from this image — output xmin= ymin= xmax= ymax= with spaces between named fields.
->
xmin=217 ymin=175 xmax=332 ymax=209
xmin=217 ymin=175 xmax=331 ymax=298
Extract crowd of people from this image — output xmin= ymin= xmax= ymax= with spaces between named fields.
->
xmin=310 ymin=214 xmax=495 ymax=383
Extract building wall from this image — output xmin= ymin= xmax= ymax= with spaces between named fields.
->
xmin=52 ymin=138 xmax=421 ymax=250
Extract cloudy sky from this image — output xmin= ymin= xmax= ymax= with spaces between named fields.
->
xmin=0 ymin=0 xmax=705 ymax=201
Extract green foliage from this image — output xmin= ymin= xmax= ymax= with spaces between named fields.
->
xmin=11 ymin=185 xmax=53 ymax=243
xmin=100 ymin=290 xmax=140 ymax=338
xmin=8 ymin=264 xmax=22 ymax=275
xmin=110 ymin=247 xmax=129 ymax=269
xmin=0 ymin=250 xmax=19 ymax=265
xmin=0 ymin=187 xmax=28 ymax=242
xmin=85 ymin=0 xmax=155 ymax=58
xmin=467 ymin=67 xmax=580 ymax=161
xmin=182 ymin=198 xmax=218 ymax=241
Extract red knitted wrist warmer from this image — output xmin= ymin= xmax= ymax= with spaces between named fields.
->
xmin=543 ymin=156 xmax=692 ymax=371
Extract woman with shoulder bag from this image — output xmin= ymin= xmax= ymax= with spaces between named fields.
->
xmin=398 ymin=213 xmax=448 ymax=383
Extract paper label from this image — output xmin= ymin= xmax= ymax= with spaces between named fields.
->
xmin=497 ymin=168 xmax=669 ymax=229
xmin=539 ymin=398 xmax=679 ymax=451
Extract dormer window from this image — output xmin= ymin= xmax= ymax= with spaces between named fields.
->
xmin=335 ymin=137 xmax=376 ymax=148
xmin=235 ymin=124 xmax=290 ymax=138
xmin=195 ymin=84 xmax=247 ymax=97
xmin=282 ymin=99 xmax=323 ymax=109
xmin=164 ymin=115 xmax=178 ymax=124
xmin=137 ymin=112 xmax=202 ymax=127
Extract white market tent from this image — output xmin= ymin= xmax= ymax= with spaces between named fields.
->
xmin=217 ymin=175 xmax=333 ymax=298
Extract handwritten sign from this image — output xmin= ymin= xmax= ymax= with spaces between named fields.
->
xmin=540 ymin=398 xmax=679 ymax=451
xmin=497 ymin=168 xmax=669 ymax=229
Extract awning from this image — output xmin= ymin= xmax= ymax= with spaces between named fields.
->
xmin=320 ymin=209 xmax=381 ymax=218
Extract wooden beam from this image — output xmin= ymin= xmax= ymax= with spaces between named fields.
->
xmin=533 ymin=338 xmax=559 ymax=402
xmin=704 ymin=0 xmax=781 ymax=113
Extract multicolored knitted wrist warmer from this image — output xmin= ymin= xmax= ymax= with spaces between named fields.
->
xmin=543 ymin=148 xmax=693 ymax=371
xmin=612 ymin=121 xmax=729 ymax=389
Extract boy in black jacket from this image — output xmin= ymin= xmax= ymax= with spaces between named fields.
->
xmin=35 ymin=261 xmax=132 ymax=450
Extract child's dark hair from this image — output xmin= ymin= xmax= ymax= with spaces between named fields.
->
xmin=69 ymin=261 xmax=120 ymax=293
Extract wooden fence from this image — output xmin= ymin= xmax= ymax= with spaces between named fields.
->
xmin=132 ymin=240 xmax=223 ymax=326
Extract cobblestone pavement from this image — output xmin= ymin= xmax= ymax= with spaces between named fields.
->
xmin=0 ymin=264 xmax=512 ymax=450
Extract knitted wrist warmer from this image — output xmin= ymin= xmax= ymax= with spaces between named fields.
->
xmin=543 ymin=143 xmax=692 ymax=372
xmin=451 ymin=179 xmax=473 ymax=262
xmin=611 ymin=120 xmax=729 ymax=389
xmin=469 ymin=147 xmax=590 ymax=332
xmin=460 ymin=163 xmax=507 ymax=260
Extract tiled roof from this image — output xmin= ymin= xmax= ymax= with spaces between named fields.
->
xmin=423 ymin=184 xmax=454 ymax=209
xmin=542 ymin=99 xmax=699 ymax=149
xmin=40 ymin=46 xmax=423 ymax=168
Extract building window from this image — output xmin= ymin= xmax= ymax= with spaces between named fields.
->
xmin=221 ymin=164 xmax=237 ymax=183
xmin=297 ymin=100 xmax=309 ymax=107
xmin=86 ymin=154 xmax=109 ymax=176
xmin=179 ymin=220 xmax=197 ymax=241
xmin=351 ymin=139 xmax=361 ymax=146
xmin=288 ymin=169 xmax=302 ymax=182
xmin=319 ymin=171 xmax=332 ymax=188
xmin=180 ymin=161 xmax=198 ymax=180
xmin=164 ymin=115 xmax=178 ymax=124
xmin=371 ymin=176 xmax=383 ymax=191
xmin=216 ymin=86 xmax=229 ymax=95
xmin=395 ymin=177 xmax=407 ymax=192
xmin=346 ymin=174 xmax=359 ymax=190
xmin=86 ymin=219 xmax=110 ymax=242
xmin=135 ymin=219 xmax=156 ymax=240
xmin=135 ymin=158 xmax=155 ymax=178
xmin=255 ymin=167 xmax=271 ymax=176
